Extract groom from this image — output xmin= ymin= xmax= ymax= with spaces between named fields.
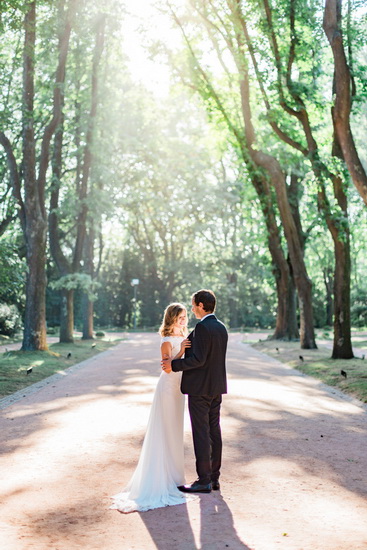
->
xmin=161 ymin=289 xmax=228 ymax=493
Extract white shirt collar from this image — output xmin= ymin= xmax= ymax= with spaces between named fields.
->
xmin=200 ymin=313 xmax=215 ymax=322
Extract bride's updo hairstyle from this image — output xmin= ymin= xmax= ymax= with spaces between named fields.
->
xmin=159 ymin=303 xmax=188 ymax=337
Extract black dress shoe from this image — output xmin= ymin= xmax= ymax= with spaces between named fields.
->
xmin=211 ymin=480 xmax=220 ymax=491
xmin=178 ymin=481 xmax=212 ymax=493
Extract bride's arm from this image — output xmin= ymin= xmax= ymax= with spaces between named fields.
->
xmin=161 ymin=341 xmax=172 ymax=362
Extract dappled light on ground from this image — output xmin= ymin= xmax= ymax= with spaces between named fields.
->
xmin=1 ymin=333 xmax=367 ymax=549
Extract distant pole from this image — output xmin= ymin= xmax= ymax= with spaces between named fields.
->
xmin=131 ymin=279 xmax=139 ymax=330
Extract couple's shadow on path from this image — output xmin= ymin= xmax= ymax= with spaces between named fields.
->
xmin=138 ymin=492 xmax=251 ymax=550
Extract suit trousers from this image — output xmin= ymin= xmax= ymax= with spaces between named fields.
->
xmin=188 ymin=394 xmax=222 ymax=485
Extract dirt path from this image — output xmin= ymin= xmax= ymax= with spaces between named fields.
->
xmin=1 ymin=333 xmax=367 ymax=550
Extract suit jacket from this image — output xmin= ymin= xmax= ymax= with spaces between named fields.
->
xmin=171 ymin=314 xmax=228 ymax=396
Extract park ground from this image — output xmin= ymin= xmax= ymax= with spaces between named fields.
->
xmin=1 ymin=332 xmax=367 ymax=550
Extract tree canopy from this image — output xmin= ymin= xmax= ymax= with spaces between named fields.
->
xmin=0 ymin=0 xmax=367 ymax=354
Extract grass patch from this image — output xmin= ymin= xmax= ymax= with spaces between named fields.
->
xmin=0 ymin=337 xmax=120 ymax=399
xmin=251 ymin=339 xmax=367 ymax=403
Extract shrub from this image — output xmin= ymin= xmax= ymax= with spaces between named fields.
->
xmin=0 ymin=303 xmax=22 ymax=337
xmin=95 ymin=331 xmax=105 ymax=338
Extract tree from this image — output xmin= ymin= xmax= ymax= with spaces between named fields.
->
xmin=48 ymin=11 xmax=106 ymax=342
xmin=167 ymin=1 xmax=317 ymax=347
xmin=323 ymin=0 xmax=367 ymax=206
xmin=234 ymin=0 xmax=353 ymax=357
xmin=0 ymin=0 xmax=74 ymax=350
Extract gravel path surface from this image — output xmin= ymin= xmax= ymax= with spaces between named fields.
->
xmin=1 ymin=332 xmax=367 ymax=550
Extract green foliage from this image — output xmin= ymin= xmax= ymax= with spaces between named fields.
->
xmin=351 ymin=288 xmax=367 ymax=327
xmin=0 ymin=302 xmax=22 ymax=336
xmin=49 ymin=273 xmax=101 ymax=301
xmin=0 ymin=239 xmax=25 ymax=308
xmin=1 ymin=0 xmax=367 ymax=338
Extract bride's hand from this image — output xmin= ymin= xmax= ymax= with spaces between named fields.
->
xmin=180 ymin=338 xmax=191 ymax=354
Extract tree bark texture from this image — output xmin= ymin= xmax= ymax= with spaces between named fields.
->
xmin=169 ymin=7 xmax=296 ymax=341
xmin=238 ymin=72 xmax=317 ymax=349
xmin=323 ymin=0 xmax=367 ymax=206
xmin=49 ymin=7 xmax=101 ymax=342
xmin=244 ymin=0 xmax=352 ymax=354
xmin=329 ymin=139 xmax=353 ymax=358
xmin=0 ymin=2 xmax=74 ymax=350
xmin=21 ymin=1 xmax=48 ymax=351
xmin=59 ymin=288 xmax=74 ymax=343
xmin=82 ymin=229 xmax=95 ymax=340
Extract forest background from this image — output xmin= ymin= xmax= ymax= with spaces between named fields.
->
xmin=0 ymin=0 xmax=367 ymax=360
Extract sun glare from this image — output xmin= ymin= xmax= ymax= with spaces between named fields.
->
xmin=120 ymin=0 xmax=183 ymax=97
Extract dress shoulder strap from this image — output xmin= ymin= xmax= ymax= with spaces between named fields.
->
xmin=160 ymin=336 xmax=173 ymax=344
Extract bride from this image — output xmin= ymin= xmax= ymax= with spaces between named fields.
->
xmin=110 ymin=303 xmax=194 ymax=513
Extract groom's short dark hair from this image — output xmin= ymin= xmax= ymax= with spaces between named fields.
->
xmin=192 ymin=289 xmax=216 ymax=312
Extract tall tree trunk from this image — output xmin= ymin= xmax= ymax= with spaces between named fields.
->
xmin=49 ymin=11 xmax=103 ymax=342
xmin=286 ymin=260 xmax=299 ymax=340
xmin=323 ymin=0 xmax=367 ymax=206
xmin=169 ymin=8 xmax=295 ymax=341
xmin=330 ymin=138 xmax=353 ymax=358
xmin=332 ymin=237 xmax=353 ymax=358
xmin=255 ymin=178 xmax=295 ymax=340
xmin=21 ymin=2 xmax=48 ymax=351
xmin=82 ymin=294 xmax=94 ymax=340
xmin=82 ymin=228 xmax=95 ymax=339
xmin=242 ymin=0 xmax=351 ymax=354
xmin=0 ymin=0 xmax=74 ymax=351
xmin=238 ymin=73 xmax=316 ymax=348
xmin=59 ymin=288 xmax=74 ymax=343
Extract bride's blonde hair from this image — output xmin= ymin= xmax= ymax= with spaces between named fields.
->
xmin=159 ymin=303 xmax=188 ymax=337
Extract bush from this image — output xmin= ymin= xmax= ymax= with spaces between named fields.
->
xmin=0 ymin=303 xmax=22 ymax=337
xmin=95 ymin=331 xmax=105 ymax=338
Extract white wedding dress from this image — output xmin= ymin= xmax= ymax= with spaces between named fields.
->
xmin=110 ymin=336 xmax=193 ymax=513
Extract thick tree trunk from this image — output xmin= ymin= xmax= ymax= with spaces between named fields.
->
xmin=329 ymin=139 xmax=353 ymax=358
xmin=82 ymin=229 xmax=95 ymax=340
xmin=59 ymin=288 xmax=74 ymax=343
xmin=238 ymin=72 xmax=316 ymax=348
xmin=170 ymin=10 xmax=295 ymax=341
xmin=250 ymin=176 xmax=295 ymax=340
xmin=82 ymin=295 xmax=94 ymax=340
xmin=21 ymin=2 xmax=48 ymax=351
xmin=236 ymin=0 xmax=353 ymax=353
xmin=254 ymin=150 xmax=316 ymax=348
xmin=332 ymin=238 xmax=353 ymax=358
xmin=286 ymin=261 xmax=299 ymax=340
xmin=22 ymin=220 xmax=48 ymax=350
xmin=323 ymin=0 xmax=367 ymax=206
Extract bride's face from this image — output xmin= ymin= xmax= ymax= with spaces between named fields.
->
xmin=174 ymin=311 xmax=187 ymax=329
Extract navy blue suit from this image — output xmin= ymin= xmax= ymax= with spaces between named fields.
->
xmin=172 ymin=314 xmax=228 ymax=485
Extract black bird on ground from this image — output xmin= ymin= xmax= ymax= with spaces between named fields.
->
xmin=299 ymin=355 xmax=304 ymax=362
xmin=341 ymin=369 xmax=347 ymax=379
xmin=67 ymin=352 xmax=72 ymax=359
xmin=26 ymin=366 xmax=33 ymax=375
